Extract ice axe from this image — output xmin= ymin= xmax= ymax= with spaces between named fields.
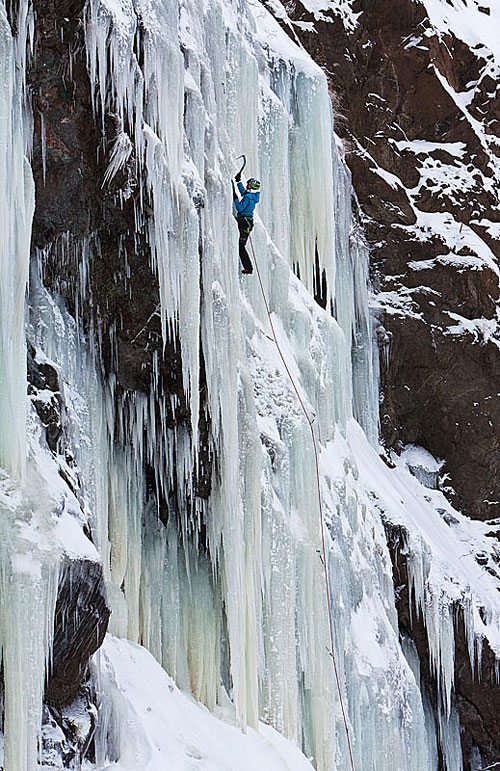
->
xmin=234 ymin=154 xmax=246 ymax=182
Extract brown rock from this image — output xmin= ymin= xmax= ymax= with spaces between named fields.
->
xmin=46 ymin=558 xmax=110 ymax=707
xmin=268 ymin=0 xmax=500 ymax=523
xmin=386 ymin=521 xmax=500 ymax=768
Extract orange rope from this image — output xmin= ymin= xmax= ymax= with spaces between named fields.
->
xmin=249 ymin=235 xmax=356 ymax=771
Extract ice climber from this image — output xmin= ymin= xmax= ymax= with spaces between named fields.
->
xmin=232 ymin=170 xmax=260 ymax=274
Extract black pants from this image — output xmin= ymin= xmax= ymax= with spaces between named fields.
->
xmin=237 ymin=216 xmax=254 ymax=272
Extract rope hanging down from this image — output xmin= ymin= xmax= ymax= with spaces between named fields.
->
xmin=248 ymin=235 xmax=356 ymax=771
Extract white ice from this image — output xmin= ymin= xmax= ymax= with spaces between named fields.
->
xmin=0 ymin=0 xmax=498 ymax=769
xmin=90 ymin=635 xmax=316 ymax=771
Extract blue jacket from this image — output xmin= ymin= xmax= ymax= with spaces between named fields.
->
xmin=234 ymin=181 xmax=260 ymax=218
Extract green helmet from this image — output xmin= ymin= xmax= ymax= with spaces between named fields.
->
xmin=247 ymin=178 xmax=260 ymax=191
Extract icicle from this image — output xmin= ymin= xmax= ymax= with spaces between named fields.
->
xmin=438 ymin=702 xmax=464 ymax=771
xmin=58 ymin=1 xmax=498 ymax=771
xmin=40 ymin=111 xmax=46 ymax=185
xmin=0 ymin=7 xmax=34 ymax=479
xmin=0 ymin=510 xmax=59 ymax=771
xmin=77 ymin=0 xmax=384 ymax=763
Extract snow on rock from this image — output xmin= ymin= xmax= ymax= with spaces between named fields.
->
xmin=421 ymin=0 xmax=500 ymax=63
xmin=399 ymin=444 xmax=444 ymax=489
xmin=301 ymin=0 xmax=361 ymax=31
xmin=1 ymin=0 xmax=500 ymax=768
xmin=347 ymin=420 xmax=500 ymax=663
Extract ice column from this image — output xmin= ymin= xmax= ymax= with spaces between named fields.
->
xmin=0 ymin=513 xmax=58 ymax=771
xmin=0 ymin=11 xmax=57 ymax=771
xmin=85 ymin=0 xmax=201 ymax=443
xmin=78 ymin=2 xmax=431 ymax=771
xmin=0 ymin=6 xmax=34 ymax=478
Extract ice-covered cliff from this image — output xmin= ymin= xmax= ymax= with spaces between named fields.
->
xmin=0 ymin=0 xmax=499 ymax=769
xmin=266 ymin=0 xmax=500 ymax=520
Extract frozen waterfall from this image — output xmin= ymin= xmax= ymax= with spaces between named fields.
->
xmin=81 ymin=0 xmax=384 ymax=764
xmin=0 ymin=0 xmax=499 ymax=769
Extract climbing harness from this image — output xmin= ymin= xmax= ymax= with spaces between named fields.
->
xmin=249 ymin=235 xmax=356 ymax=771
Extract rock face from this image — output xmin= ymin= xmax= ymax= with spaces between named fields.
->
xmin=386 ymin=520 xmax=500 ymax=770
xmin=27 ymin=343 xmax=64 ymax=454
xmin=46 ymin=558 xmax=110 ymax=707
xmin=40 ymin=561 xmax=106 ymax=768
xmin=263 ymin=0 xmax=500 ymax=767
xmin=266 ymin=0 xmax=500 ymax=522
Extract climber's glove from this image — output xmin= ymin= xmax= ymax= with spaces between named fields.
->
xmin=235 ymin=171 xmax=241 ymax=183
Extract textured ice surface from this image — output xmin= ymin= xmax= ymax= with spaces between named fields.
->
xmin=0 ymin=0 xmax=499 ymax=768
xmin=0 ymin=5 xmax=34 ymax=479
xmin=0 ymin=9 xmax=57 ymax=771
xmin=80 ymin=0 xmax=388 ymax=765
xmin=0 ymin=278 xmax=99 ymax=771
xmin=81 ymin=0 xmax=499 ymax=769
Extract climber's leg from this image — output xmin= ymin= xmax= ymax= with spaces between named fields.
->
xmin=237 ymin=217 xmax=254 ymax=274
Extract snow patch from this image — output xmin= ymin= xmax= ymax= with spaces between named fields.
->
xmin=91 ymin=636 xmax=316 ymax=771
